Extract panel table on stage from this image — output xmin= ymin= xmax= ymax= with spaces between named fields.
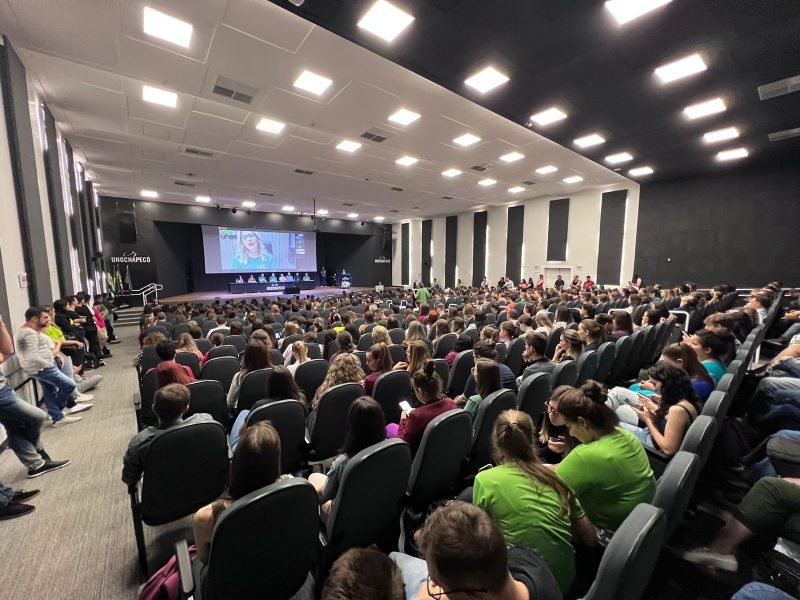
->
xmin=227 ymin=282 xmax=314 ymax=294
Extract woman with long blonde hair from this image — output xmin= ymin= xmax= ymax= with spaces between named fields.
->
xmin=229 ymin=231 xmax=274 ymax=270
xmin=312 ymin=353 xmax=365 ymax=411
xmin=370 ymin=325 xmax=391 ymax=347
xmin=393 ymin=339 xmax=430 ymax=375
xmin=175 ymin=332 xmax=202 ymax=359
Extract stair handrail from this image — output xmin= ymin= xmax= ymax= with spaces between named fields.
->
xmin=126 ymin=282 xmax=164 ymax=305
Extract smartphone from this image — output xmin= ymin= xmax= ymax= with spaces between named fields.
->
xmin=399 ymin=400 xmax=412 ymax=413
xmin=623 ymin=395 xmax=644 ymax=408
xmin=448 ymin=304 xmax=457 ymax=309
xmin=549 ymin=436 xmax=565 ymax=443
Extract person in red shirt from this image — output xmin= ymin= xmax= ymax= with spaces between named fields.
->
xmin=583 ymin=275 xmax=595 ymax=289
xmin=391 ymin=359 xmax=456 ymax=453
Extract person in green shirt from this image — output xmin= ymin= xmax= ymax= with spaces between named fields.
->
xmin=456 ymin=358 xmax=501 ymax=418
xmin=474 ymin=410 xmax=595 ymax=593
xmin=555 ymin=381 xmax=656 ymax=536
xmin=415 ymin=285 xmax=429 ymax=307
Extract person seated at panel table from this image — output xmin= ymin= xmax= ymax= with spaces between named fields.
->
xmin=278 ymin=273 xmax=286 ymax=282
xmin=246 ymin=274 xmax=255 ymax=283
xmin=257 ymin=273 xmax=266 ymax=283
xmin=235 ymin=275 xmax=244 ymax=284
xmin=268 ymin=273 xmax=277 ymax=283
xmin=302 ymin=272 xmax=311 ymax=281
xmin=285 ymin=273 xmax=294 ymax=282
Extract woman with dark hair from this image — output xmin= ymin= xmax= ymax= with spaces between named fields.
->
xmin=538 ymin=386 xmax=580 ymax=464
xmin=193 ymin=422 xmax=284 ymax=565
xmin=619 ymin=362 xmax=700 ymax=455
xmin=322 ymin=330 xmax=338 ymax=362
xmin=611 ymin=311 xmax=634 ymax=339
xmin=344 ymin=323 xmax=360 ymax=345
xmin=329 ymin=331 xmax=355 ymax=364
xmin=432 ymin=319 xmax=451 ymax=353
xmin=474 ymin=410 xmax=594 ymax=593
xmin=556 ymin=381 xmax=656 ymax=535
xmin=577 ymin=319 xmax=604 ymax=351
xmin=392 ymin=339 xmax=430 ymax=375
xmin=553 ymin=306 xmax=573 ymax=330
xmin=686 ymin=329 xmax=732 ymax=383
xmin=456 ymin=358 xmax=501 ymax=417
xmin=498 ymin=321 xmax=520 ymax=349
xmin=553 ymin=329 xmax=583 ymax=363
xmin=226 ymin=339 xmax=273 ymax=411
xmin=363 ymin=343 xmax=393 ymax=396
xmin=308 ymin=397 xmax=385 ymax=521
xmin=444 ymin=333 xmax=473 ymax=367
xmin=660 ymin=343 xmax=715 ymax=402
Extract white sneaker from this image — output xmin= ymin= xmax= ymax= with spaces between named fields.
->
xmin=681 ymin=546 xmax=738 ymax=572
xmin=65 ymin=403 xmax=93 ymax=415
xmin=74 ymin=393 xmax=94 ymax=402
xmin=51 ymin=415 xmax=82 ymax=427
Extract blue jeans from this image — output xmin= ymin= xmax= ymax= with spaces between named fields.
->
xmin=32 ymin=365 xmax=76 ymax=421
xmin=229 ymin=410 xmax=250 ymax=448
xmin=619 ymin=421 xmax=656 ymax=449
xmin=0 ymin=384 xmax=46 ymax=469
xmin=390 ymin=552 xmax=428 ymax=600
xmin=780 ymin=322 xmax=800 ymax=342
xmin=0 ymin=483 xmax=12 ymax=508
xmin=732 ymin=582 xmax=795 ymax=600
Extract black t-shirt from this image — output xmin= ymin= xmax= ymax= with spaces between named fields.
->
xmin=75 ymin=305 xmax=96 ymax=330
xmin=507 ymin=546 xmax=562 ymax=600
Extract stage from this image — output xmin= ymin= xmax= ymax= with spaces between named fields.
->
xmin=159 ymin=286 xmax=375 ymax=303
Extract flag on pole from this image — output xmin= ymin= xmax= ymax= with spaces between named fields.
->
xmin=124 ymin=265 xmax=132 ymax=291
xmin=111 ymin=266 xmax=121 ymax=295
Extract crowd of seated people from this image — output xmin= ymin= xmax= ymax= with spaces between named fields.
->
xmin=115 ymin=277 xmax=800 ymax=598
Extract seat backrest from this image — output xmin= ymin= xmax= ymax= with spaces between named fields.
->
xmin=139 ymin=368 xmax=159 ymax=425
xmin=516 ymin=373 xmax=551 ymax=425
xmin=185 ymin=380 xmax=228 ymax=426
xmin=279 ymin=334 xmax=303 ymax=353
xmin=407 ymin=410 xmax=472 ymax=512
xmin=608 ymin=336 xmax=633 ymax=385
xmin=195 ymin=337 xmax=213 ymax=353
xmin=464 ymin=328 xmax=478 ymax=342
xmin=357 ymin=332 xmax=374 ymax=351
xmin=171 ymin=323 xmax=190 ymax=341
xmin=175 ymin=352 xmax=201 ymax=378
xmin=544 ymin=326 xmax=564 ymax=359
xmin=140 ymin=345 xmax=161 ymax=376
xmin=434 ymin=333 xmax=458 ymax=359
xmin=446 ymin=350 xmax=474 ymax=397
xmin=201 ymin=320 xmax=217 ymax=335
xmin=372 ymin=371 xmax=412 ymax=425
xmin=310 ymin=383 xmax=365 ymax=460
xmin=389 ymin=328 xmax=405 ymax=344
xmin=583 ymin=504 xmax=666 ymax=600
xmin=200 ymin=356 xmax=242 ymax=394
xmin=207 ymin=345 xmax=239 ymax=360
xmin=140 ymin=422 xmax=229 ymax=525
xmin=388 ymin=344 xmax=406 ymax=365
xmin=639 ymin=324 xmax=660 ymax=367
xmin=364 ymin=322 xmax=377 ymax=334
xmin=593 ymin=342 xmax=616 ymax=384
xmin=305 ymin=343 xmax=322 ymax=359
xmin=678 ymin=416 xmax=718 ymax=468
xmin=270 ymin=349 xmax=285 ymax=366
xmin=504 ymin=337 xmax=527 ymax=376
xmin=433 ymin=359 xmax=450 ymax=388
xmin=294 ymin=359 xmax=331 ymax=401
xmin=715 ymin=373 xmax=733 ymax=393
xmin=494 ymin=343 xmax=507 ymax=365
xmin=326 ymin=439 xmax=412 ymax=560
xmin=653 ymin=451 xmax=701 ymax=540
xmin=204 ymin=479 xmax=319 ymax=600
xmin=236 ymin=368 xmax=273 ymax=413
xmin=624 ymin=328 xmax=648 ymax=379
xmin=700 ymin=391 xmax=730 ymax=424
xmin=247 ymin=400 xmax=307 ymax=474
xmin=550 ymin=360 xmax=578 ymax=388
xmin=469 ymin=389 xmax=518 ymax=471
xmin=575 ymin=350 xmax=600 ymax=386
xmin=146 ymin=325 xmax=170 ymax=338
xmin=223 ymin=335 xmax=247 ymax=353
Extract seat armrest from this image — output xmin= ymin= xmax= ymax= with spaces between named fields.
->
xmin=175 ymin=539 xmax=195 ymax=598
xmin=133 ymin=391 xmax=141 ymax=410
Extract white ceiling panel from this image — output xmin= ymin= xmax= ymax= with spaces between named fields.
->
xmin=117 ymin=37 xmax=209 ymax=94
xmin=224 ymin=0 xmax=314 ymax=53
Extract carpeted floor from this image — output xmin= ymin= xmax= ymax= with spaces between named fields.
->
xmin=0 ymin=330 xmax=192 ymax=599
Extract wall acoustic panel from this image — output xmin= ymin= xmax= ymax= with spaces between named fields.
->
xmin=506 ymin=205 xmax=525 ymax=281
xmin=421 ymin=219 xmax=432 ymax=285
xmin=472 ymin=211 xmax=487 ymax=287
xmin=546 ymin=198 xmax=569 ymax=262
xmin=401 ymin=222 xmax=409 ymax=284
xmin=596 ymin=190 xmax=627 ymax=284
xmin=445 ymin=215 xmax=457 ymax=288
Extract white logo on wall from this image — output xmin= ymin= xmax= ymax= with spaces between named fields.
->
xmin=374 ymin=255 xmax=390 ymax=264
xmin=111 ymin=251 xmax=151 ymax=263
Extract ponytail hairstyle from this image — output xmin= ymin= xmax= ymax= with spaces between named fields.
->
xmin=292 ymin=340 xmax=308 ymax=363
xmin=336 ymin=331 xmax=354 ymax=354
xmin=500 ymin=321 xmax=520 ymax=341
xmin=368 ymin=342 xmax=393 ymax=373
xmin=693 ymin=330 xmax=732 ymax=363
xmin=480 ymin=326 xmax=499 ymax=345
xmin=557 ymin=380 xmax=618 ymax=435
xmin=406 ymin=340 xmax=431 ymax=376
xmin=492 ymin=410 xmax=572 ymax=515
xmin=647 ymin=361 xmax=700 ymax=419
xmin=559 ymin=329 xmax=584 ymax=361
xmin=579 ymin=319 xmax=605 ymax=345
xmin=411 ymin=359 xmax=443 ymax=402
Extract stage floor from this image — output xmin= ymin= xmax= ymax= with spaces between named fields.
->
xmin=160 ymin=286 xmax=373 ymax=303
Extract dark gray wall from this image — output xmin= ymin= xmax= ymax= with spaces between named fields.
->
xmin=547 ymin=198 xmax=569 ymax=262
xmin=506 ymin=205 xmax=525 ymax=281
xmin=101 ymin=196 xmax=392 ymax=296
xmin=472 ymin=211 xmax=487 ymax=287
xmin=445 ymin=216 xmax=457 ymax=288
xmin=401 ymin=222 xmax=409 ymax=285
xmin=634 ymin=163 xmax=800 ymax=288
xmin=421 ymin=219 xmax=432 ymax=285
xmin=596 ymin=190 xmax=627 ymax=284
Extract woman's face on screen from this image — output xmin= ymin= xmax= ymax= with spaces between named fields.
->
xmin=242 ymin=233 xmax=259 ymax=251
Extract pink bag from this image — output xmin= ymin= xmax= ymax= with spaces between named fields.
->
xmin=138 ymin=545 xmax=197 ymax=600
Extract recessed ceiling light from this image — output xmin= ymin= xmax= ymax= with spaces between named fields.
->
xmin=655 ymin=53 xmax=707 ymax=83
xmin=374 ymin=215 xmax=385 ymax=221
xmin=143 ymin=6 xmax=193 ymax=48
xmin=293 ymin=70 xmax=333 ymax=96
xmin=195 ymin=196 xmax=210 ymax=203
xmin=242 ymin=201 xmax=256 ymax=208
xmin=336 ymin=140 xmax=362 ymax=153
xmin=347 ymin=212 xmax=359 ymax=219
xmin=716 ymin=147 xmax=748 ymax=161
xmin=316 ymin=209 xmax=329 ymax=216
xmin=256 ymin=117 xmax=286 ymax=134
xmin=605 ymin=0 xmax=673 ymax=25
xmin=478 ymin=178 xmax=497 ymax=187
xmin=605 ymin=152 xmax=634 ymax=164
xmin=357 ymin=0 xmax=415 ymax=42
xmin=628 ymin=166 xmax=654 ymax=176
xmin=396 ymin=155 xmax=418 ymax=166
xmin=453 ymin=133 xmax=481 ymax=147
xmin=141 ymin=189 xmax=158 ymax=198
xmin=442 ymin=168 xmax=462 ymax=177
xmin=530 ymin=107 xmax=567 ymax=126
xmin=282 ymin=205 xmax=294 ymax=211
xmin=508 ymin=186 xmax=525 ymax=194
xmin=536 ymin=165 xmax=558 ymax=174
xmin=388 ymin=108 xmax=420 ymax=126
xmin=563 ymin=176 xmax=583 ymax=184
xmin=703 ymin=126 xmax=739 ymax=143
xmin=574 ymin=133 xmax=606 ymax=148
xmin=464 ymin=66 xmax=509 ymax=94
xmin=500 ymin=151 xmax=524 ymax=163
xmin=684 ymin=97 xmax=726 ymax=119
xmin=142 ymin=85 xmax=177 ymax=108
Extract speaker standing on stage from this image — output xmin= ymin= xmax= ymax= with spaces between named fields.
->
xmin=320 ymin=267 xmax=326 ymax=286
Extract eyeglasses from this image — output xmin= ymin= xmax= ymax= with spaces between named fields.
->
xmin=545 ymin=401 xmax=559 ymax=414
xmin=427 ymin=576 xmax=488 ymax=599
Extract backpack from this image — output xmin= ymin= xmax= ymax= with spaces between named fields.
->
xmin=711 ymin=417 xmax=755 ymax=466
xmin=767 ymin=436 xmax=800 ymax=478
xmin=138 ymin=545 xmax=197 ymax=600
